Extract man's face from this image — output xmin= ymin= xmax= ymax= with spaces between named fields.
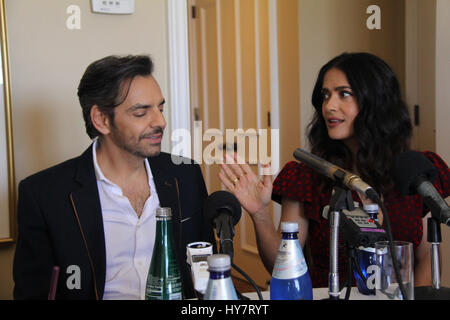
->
xmin=107 ymin=75 xmax=166 ymax=158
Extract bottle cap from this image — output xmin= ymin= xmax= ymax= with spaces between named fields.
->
xmin=156 ymin=207 xmax=172 ymax=218
xmin=207 ymin=254 xmax=231 ymax=272
xmin=358 ymin=246 xmax=376 ymax=253
xmin=363 ymin=203 xmax=378 ymax=213
xmin=280 ymin=221 xmax=298 ymax=233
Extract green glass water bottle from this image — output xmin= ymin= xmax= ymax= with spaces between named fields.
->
xmin=145 ymin=207 xmax=184 ymax=300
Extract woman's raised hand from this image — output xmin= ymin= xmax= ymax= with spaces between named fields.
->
xmin=218 ymin=153 xmax=272 ymax=219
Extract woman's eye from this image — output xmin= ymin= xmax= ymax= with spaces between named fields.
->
xmin=340 ymin=90 xmax=353 ymax=97
xmin=321 ymin=91 xmax=330 ymax=100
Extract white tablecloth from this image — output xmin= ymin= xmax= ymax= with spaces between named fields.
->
xmin=244 ymin=287 xmax=386 ymax=300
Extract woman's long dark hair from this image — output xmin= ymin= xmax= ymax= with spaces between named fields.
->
xmin=308 ymin=52 xmax=412 ymax=194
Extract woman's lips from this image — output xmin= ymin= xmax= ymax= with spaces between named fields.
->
xmin=327 ymin=118 xmax=344 ymax=128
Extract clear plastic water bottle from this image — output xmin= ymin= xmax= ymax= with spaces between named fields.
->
xmin=363 ymin=204 xmax=379 ymax=223
xmin=204 ymin=254 xmax=238 ymax=300
xmin=145 ymin=207 xmax=184 ymax=300
xmin=270 ymin=222 xmax=313 ymax=300
xmin=354 ymin=204 xmax=379 ymax=295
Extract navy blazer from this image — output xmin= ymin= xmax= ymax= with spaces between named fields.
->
xmin=13 ymin=145 xmax=216 ymax=300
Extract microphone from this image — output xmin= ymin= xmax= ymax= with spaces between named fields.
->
xmin=293 ymin=148 xmax=379 ymax=201
xmin=204 ymin=191 xmax=242 ymax=261
xmin=391 ymin=151 xmax=450 ymax=226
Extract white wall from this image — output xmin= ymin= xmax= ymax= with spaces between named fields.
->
xmin=0 ymin=0 xmax=170 ymax=299
xmin=417 ymin=0 xmax=437 ymax=152
xmin=7 ymin=0 xmax=170 ymax=181
xmin=435 ymin=0 xmax=450 ymax=287
xmin=436 ymin=1 xmax=450 ymax=164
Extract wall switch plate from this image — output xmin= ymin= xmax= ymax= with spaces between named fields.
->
xmin=91 ymin=0 xmax=135 ymax=15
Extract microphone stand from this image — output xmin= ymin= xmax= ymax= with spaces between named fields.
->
xmin=421 ymin=196 xmax=450 ymax=294
xmin=324 ymin=185 xmax=355 ymax=300
xmin=415 ymin=203 xmax=450 ymax=300
xmin=420 ymin=198 xmax=450 ymax=297
xmin=424 ymin=194 xmax=450 ymax=290
xmin=427 ymin=217 xmax=441 ymax=289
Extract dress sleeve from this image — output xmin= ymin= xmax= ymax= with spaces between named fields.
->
xmin=272 ymin=161 xmax=318 ymax=205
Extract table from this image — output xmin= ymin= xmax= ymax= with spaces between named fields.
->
xmin=245 ymin=286 xmax=450 ymax=300
xmin=244 ymin=287 xmax=386 ymax=300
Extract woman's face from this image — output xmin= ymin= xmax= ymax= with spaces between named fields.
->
xmin=321 ymin=68 xmax=359 ymax=147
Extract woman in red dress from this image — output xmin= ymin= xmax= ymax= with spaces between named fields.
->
xmin=219 ymin=52 xmax=450 ymax=289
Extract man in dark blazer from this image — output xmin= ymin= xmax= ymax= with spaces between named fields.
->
xmin=13 ymin=55 xmax=216 ymax=300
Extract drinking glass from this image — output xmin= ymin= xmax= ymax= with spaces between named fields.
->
xmin=374 ymin=241 xmax=414 ymax=300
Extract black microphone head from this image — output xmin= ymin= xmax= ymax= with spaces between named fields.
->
xmin=204 ymin=191 xmax=242 ymax=225
xmin=391 ymin=151 xmax=437 ymax=195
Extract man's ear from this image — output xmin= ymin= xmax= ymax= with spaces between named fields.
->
xmin=90 ymin=105 xmax=111 ymax=135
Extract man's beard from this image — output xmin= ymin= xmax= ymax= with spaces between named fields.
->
xmin=111 ymin=126 xmax=164 ymax=159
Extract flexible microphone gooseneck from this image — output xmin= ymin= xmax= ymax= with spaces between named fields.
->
xmin=293 ymin=148 xmax=380 ymax=202
xmin=203 ymin=191 xmax=263 ymax=300
xmin=293 ymin=148 xmax=408 ymax=299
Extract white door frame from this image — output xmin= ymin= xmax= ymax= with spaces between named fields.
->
xmin=167 ymin=0 xmax=191 ymax=158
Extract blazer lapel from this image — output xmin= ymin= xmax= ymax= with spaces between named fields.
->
xmin=148 ymin=156 xmax=183 ymax=256
xmin=70 ymin=145 xmax=106 ymax=299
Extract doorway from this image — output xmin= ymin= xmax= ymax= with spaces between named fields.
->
xmin=188 ymin=0 xmax=275 ymax=289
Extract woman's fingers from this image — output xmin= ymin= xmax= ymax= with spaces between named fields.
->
xmin=220 ymin=162 xmax=240 ymax=186
xmin=221 ymin=153 xmax=273 ymax=188
xmin=231 ymin=152 xmax=254 ymax=176
xmin=224 ymin=153 xmax=247 ymax=178
xmin=224 ymin=152 xmax=261 ymax=183
xmin=261 ymin=163 xmax=272 ymax=187
xmin=219 ymin=155 xmax=273 ymax=216
xmin=218 ymin=170 xmax=236 ymax=191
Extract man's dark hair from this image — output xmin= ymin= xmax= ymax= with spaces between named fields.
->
xmin=77 ymin=55 xmax=154 ymax=138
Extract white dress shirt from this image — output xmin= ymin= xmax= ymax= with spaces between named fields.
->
xmin=92 ymin=139 xmax=159 ymax=300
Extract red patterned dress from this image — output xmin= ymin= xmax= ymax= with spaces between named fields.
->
xmin=272 ymin=151 xmax=450 ymax=288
